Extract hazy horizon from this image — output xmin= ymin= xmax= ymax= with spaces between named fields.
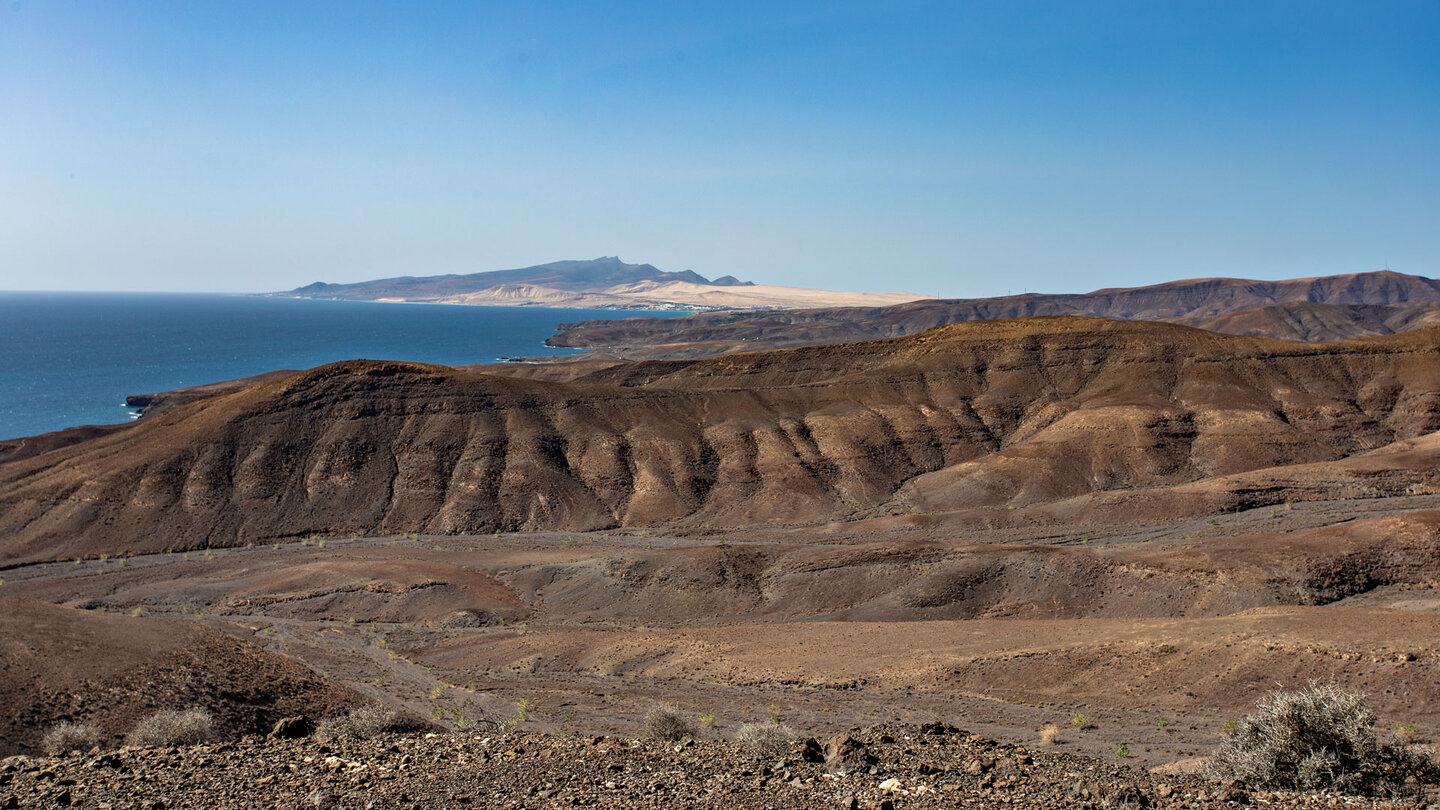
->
xmin=3 ymin=2 xmax=1436 ymax=298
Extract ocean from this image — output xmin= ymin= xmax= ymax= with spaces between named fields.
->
xmin=0 ymin=293 xmax=676 ymax=441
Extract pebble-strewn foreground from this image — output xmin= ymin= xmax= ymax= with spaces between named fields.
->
xmin=1 ymin=724 xmax=1430 ymax=810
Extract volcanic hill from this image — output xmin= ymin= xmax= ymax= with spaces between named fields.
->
xmin=3 ymin=316 xmax=1439 ymax=566
xmin=283 ymin=256 xmax=929 ymax=312
xmin=546 ymin=269 xmax=1440 ymax=358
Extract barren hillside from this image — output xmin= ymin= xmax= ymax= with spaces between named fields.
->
xmin=3 ymin=318 xmax=1440 ymax=565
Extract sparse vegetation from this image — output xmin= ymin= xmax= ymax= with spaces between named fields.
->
xmin=1393 ymin=723 xmax=1417 ymax=743
xmin=127 ymin=708 xmax=214 ymax=748
xmin=1115 ymin=742 xmax=1130 ymax=758
xmin=1222 ymin=718 xmax=1238 ymax=736
xmin=699 ymin=711 xmax=717 ymax=728
xmin=1070 ymin=711 xmax=1089 ymax=730
xmin=1039 ymin=724 xmax=1060 ymax=746
xmin=316 ymin=705 xmax=397 ymax=741
xmin=1207 ymin=682 xmax=1434 ymax=797
xmin=504 ymin=697 xmax=532 ymax=732
xmin=736 ymin=721 xmax=795 ymax=757
xmin=643 ymin=705 xmax=694 ymax=742
xmin=43 ymin=722 xmax=100 ymax=756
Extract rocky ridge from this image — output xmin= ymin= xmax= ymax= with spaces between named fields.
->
xmin=546 ymin=270 xmax=1440 ymax=358
xmin=4 ymin=318 xmax=1440 ymax=565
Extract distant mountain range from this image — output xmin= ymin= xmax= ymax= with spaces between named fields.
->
xmin=283 ymin=257 xmax=930 ymax=311
xmin=546 ymin=270 xmax=1440 ymax=358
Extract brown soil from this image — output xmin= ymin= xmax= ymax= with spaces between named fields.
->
xmin=4 ymin=318 xmax=1440 ymax=565
xmin=2 ymin=495 xmax=1436 ymax=770
xmin=0 ymin=598 xmax=365 ymax=757
xmin=5 ymin=313 xmax=1440 ymax=804
xmin=546 ymin=270 xmax=1440 ymax=357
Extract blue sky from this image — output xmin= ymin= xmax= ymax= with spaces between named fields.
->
xmin=1 ymin=1 xmax=1436 ymax=297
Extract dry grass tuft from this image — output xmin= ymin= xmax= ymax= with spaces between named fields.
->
xmin=1039 ymin=724 xmax=1061 ymax=746
xmin=1207 ymin=682 xmax=1436 ymax=798
xmin=316 ymin=705 xmax=397 ymax=741
xmin=127 ymin=708 xmax=213 ymax=748
xmin=43 ymin=722 xmax=100 ymax=756
xmin=642 ymin=705 xmax=694 ymax=742
xmin=736 ymin=722 xmax=796 ymax=758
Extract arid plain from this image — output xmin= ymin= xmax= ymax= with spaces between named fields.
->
xmin=3 ymin=276 xmax=1440 ymax=809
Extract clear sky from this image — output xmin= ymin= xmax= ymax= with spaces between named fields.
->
xmin=1 ymin=1 xmax=1436 ymax=297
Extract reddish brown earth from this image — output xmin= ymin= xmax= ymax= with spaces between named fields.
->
xmin=4 ymin=313 xmax=1440 ymax=803
xmin=1176 ymin=302 xmax=1440 ymax=342
xmin=0 ymin=597 xmax=365 ymax=757
xmin=4 ymin=317 xmax=1440 ymax=565
xmin=546 ymin=270 xmax=1440 ymax=358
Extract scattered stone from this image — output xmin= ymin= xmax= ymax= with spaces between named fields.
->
xmin=1218 ymin=783 xmax=1251 ymax=804
xmin=0 ymin=721 xmax=1386 ymax=809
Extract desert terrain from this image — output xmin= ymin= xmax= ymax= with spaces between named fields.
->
xmin=284 ymin=256 xmax=931 ymax=312
xmin=545 ymin=270 xmax=1440 ymax=359
xmin=3 ymin=314 xmax=1439 ymax=807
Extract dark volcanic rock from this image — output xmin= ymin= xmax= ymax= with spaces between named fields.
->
xmin=269 ymin=716 xmax=312 ymax=740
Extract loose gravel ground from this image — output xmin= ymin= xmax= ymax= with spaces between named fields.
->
xmin=3 ymin=723 xmax=1433 ymax=810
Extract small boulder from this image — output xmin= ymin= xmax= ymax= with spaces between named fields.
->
xmin=824 ymin=734 xmax=874 ymax=774
xmin=269 ymin=716 xmax=312 ymax=740
xmin=800 ymin=738 xmax=826 ymax=763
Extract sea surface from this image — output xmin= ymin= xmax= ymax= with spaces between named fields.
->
xmin=0 ymin=293 xmax=678 ymax=441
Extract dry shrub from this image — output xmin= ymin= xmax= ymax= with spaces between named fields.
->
xmin=1039 ymin=724 xmax=1061 ymax=746
xmin=43 ymin=722 xmax=100 ymax=756
xmin=736 ymin=722 xmax=796 ymax=758
xmin=642 ymin=705 xmax=694 ymax=742
xmin=1207 ymin=682 xmax=1435 ymax=798
xmin=316 ymin=705 xmax=397 ymax=741
xmin=127 ymin=708 xmax=213 ymax=748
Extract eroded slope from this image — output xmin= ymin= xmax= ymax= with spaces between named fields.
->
xmin=3 ymin=318 xmax=1440 ymax=565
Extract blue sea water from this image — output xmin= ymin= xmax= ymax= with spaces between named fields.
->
xmin=0 ymin=293 xmax=677 ymax=441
